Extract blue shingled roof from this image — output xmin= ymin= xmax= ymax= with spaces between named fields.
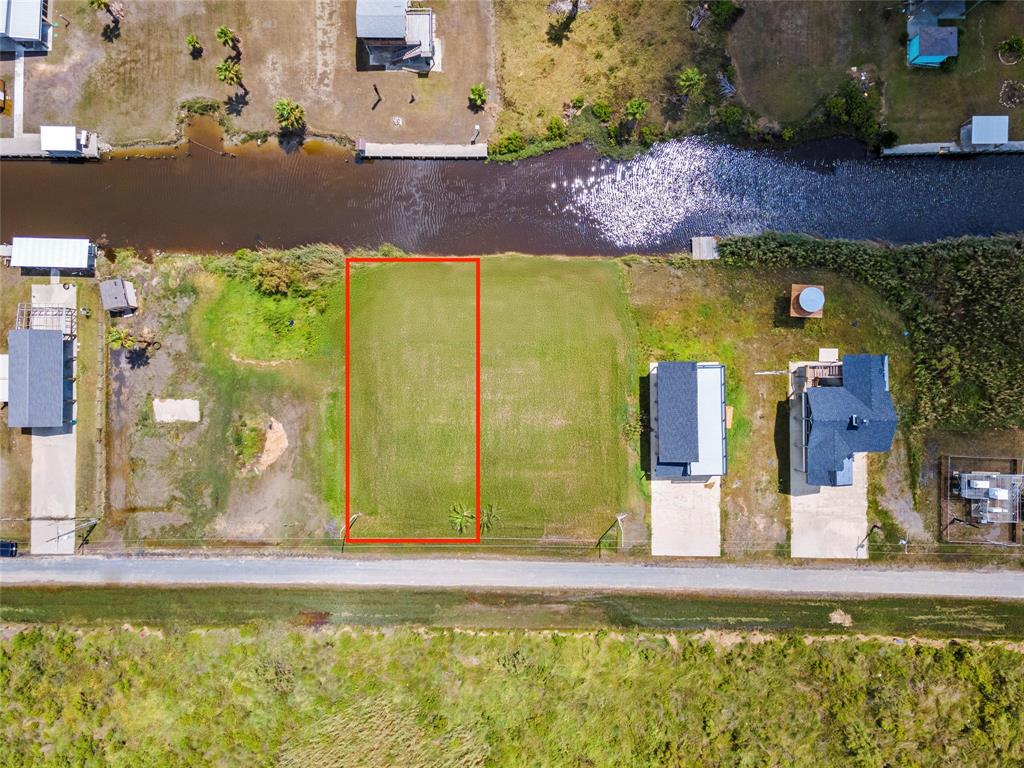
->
xmin=915 ymin=26 xmax=958 ymax=57
xmin=6 ymin=329 xmax=66 ymax=429
xmin=806 ymin=354 xmax=897 ymax=487
xmin=656 ymin=361 xmax=699 ymax=465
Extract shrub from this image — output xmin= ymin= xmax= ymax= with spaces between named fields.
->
xmin=676 ymin=67 xmax=707 ymax=99
xmin=625 ymin=97 xmax=648 ymax=122
xmin=179 ymin=97 xmax=221 ymax=117
xmin=231 ymin=416 xmax=266 ymax=467
xmin=716 ymin=104 xmax=745 ymax=132
xmin=253 ymin=256 xmax=296 ymax=295
xmin=998 ymin=35 xmax=1024 ymax=58
xmin=570 ymin=94 xmax=585 ymax=110
xmin=490 ymin=132 xmax=527 ymax=156
xmin=781 ymin=127 xmax=796 ymax=142
xmin=939 ymin=56 xmax=959 ymax=73
xmin=639 ymin=124 xmax=661 ymax=146
xmin=469 ymin=83 xmax=488 ymax=110
xmin=273 ymin=98 xmax=306 ymax=132
xmin=591 ymin=99 xmax=613 ymax=122
xmin=546 ymin=116 xmax=568 ymax=141
xmin=709 ymin=0 xmax=743 ymax=29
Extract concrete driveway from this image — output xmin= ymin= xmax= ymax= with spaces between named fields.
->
xmin=788 ymin=389 xmax=868 ymax=560
xmin=651 ymin=478 xmax=721 ymax=557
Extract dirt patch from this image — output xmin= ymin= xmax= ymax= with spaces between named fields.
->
xmin=829 ymin=609 xmax=854 ymax=628
xmin=879 ymin=432 xmax=927 ymax=539
xmin=14 ymin=0 xmax=497 ymax=145
xmin=252 ymin=418 xmax=288 ymax=474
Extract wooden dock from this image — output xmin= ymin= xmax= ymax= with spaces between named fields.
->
xmin=0 ymin=132 xmax=102 ymax=160
xmin=356 ymin=139 xmax=488 ymax=160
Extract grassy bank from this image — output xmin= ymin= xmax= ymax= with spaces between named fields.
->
xmin=2 ymin=620 xmax=1023 ymax=765
xmin=4 ymin=586 xmax=1024 ymax=637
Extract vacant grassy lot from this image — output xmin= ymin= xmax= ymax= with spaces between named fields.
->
xmin=349 ymin=256 xmax=639 ymax=542
xmin=730 ymin=1 xmax=1024 ymax=141
xmin=3 ymin=622 xmax=1023 ymax=765
xmin=626 ymin=257 xmax=914 ymax=556
xmin=347 ymin=262 xmax=478 ymax=539
xmin=493 ymin=0 xmax=725 ymax=145
xmin=1 ymin=0 xmax=496 ymax=145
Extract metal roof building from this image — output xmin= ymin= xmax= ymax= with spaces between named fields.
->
xmin=9 ymin=237 xmax=94 ymax=270
xmin=6 ymin=329 xmax=66 ymax=429
xmin=99 ymin=278 xmax=139 ymax=313
xmin=970 ymin=116 xmax=1009 ymax=146
xmin=803 ymin=354 xmax=897 ymax=487
xmin=356 ymin=0 xmax=406 ymax=39
xmin=1 ymin=0 xmax=51 ymax=50
xmin=652 ymin=361 xmax=728 ymax=479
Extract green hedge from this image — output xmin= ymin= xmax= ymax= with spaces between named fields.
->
xmin=719 ymin=233 xmax=1024 ymax=430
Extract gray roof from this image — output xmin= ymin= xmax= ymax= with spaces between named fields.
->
xmin=99 ymin=278 xmax=134 ymax=311
xmin=915 ymin=26 xmax=958 ymax=57
xmin=356 ymin=0 xmax=406 ymax=39
xmin=806 ymin=354 xmax=897 ymax=486
xmin=6 ymin=329 xmax=66 ymax=428
xmin=1 ymin=0 xmax=45 ymax=41
xmin=656 ymin=361 xmax=700 ymax=465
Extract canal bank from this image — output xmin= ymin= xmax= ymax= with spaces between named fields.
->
xmin=2 ymin=134 xmax=1023 ymax=255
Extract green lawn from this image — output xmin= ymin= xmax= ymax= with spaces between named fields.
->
xmin=348 ymin=257 xmax=639 ymax=542
xmin=3 ymin=620 xmax=1023 ymax=765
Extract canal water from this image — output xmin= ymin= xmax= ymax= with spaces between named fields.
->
xmin=2 ymin=127 xmax=1023 ymax=254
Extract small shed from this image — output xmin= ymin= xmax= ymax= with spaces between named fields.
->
xmin=6 ymin=328 xmax=66 ymax=429
xmin=969 ymin=115 xmax=1009 ymax=147
xmin=99 ymin=278 xmax=139 ymax=313
xmin=9 ymin=237 xmax=94 ymax=271
xmin=39 ymin=126 xmax=79 ymax=154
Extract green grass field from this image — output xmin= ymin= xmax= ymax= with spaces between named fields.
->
xmin=3 ymin=618 xmax=1023 ymax=765
xmin=348 ymin=257 xmax=639 ymax=541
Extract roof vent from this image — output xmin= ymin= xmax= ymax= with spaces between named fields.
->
xmin=850 ymin=414 xmax=867 ymax=428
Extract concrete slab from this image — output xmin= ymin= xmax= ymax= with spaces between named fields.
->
xmin=28 ymin=283 xmax=78 ymax=554
xmin=651 ymin=478 xmax=722 ymax=557
xmin=788 ymin=373 xmax=868 ymax=560
xmin=153 ymin=398 xmax=200 ymax=423
xmin=30 ymin=519 xmax=77 ymax=555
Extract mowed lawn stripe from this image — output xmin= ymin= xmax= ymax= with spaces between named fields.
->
xmin=348 ymin=262 xmax=477 ymax=539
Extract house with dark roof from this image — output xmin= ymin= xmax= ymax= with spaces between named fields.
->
xmin=905 ymin=0 xmax=967 ymax=68
xmin=800 ymin=354 xmax=897 ymax=487
xmin=651 ymin=361 xmax=727 ymax=479
xmin=356 ymin=0 xmax=435 ymax=70
xmin=5 ymin=328 xmax=69 ymax=429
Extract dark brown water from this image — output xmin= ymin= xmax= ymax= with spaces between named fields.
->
xmin=3 ymin=121 xmax=1023 ymax=254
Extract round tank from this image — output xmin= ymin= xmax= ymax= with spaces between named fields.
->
xmin=798 ymin=286 xmax=825 ymax=313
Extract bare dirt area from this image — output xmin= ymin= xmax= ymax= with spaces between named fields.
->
xmin=14 ymin=0 xmax=496 ymax=145
xmin=90 ymin=253 xmax=337 ymax=550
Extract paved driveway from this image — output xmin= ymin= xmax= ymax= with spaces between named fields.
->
xmin=651 ymin=478 xmax=721 ymax=557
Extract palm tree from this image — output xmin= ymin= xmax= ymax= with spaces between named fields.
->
xmin=216 ymin=25 xmax=238 ymax=51
xmin=216 ymin=59 xmax=243 ymax=86
xmin=448 ymin=502 xmax=474 ymax=535
xmin=186 ymin=33 xmax=202 ymax=53
xmin=107 ymin=327 xmax=135 ymax=350
xmin=676 ymin=67 xmax=706 ymax=99
xmin=468 ymin=83 xmax=488 ymax=110
xmin=273 ymin=98 xmax=306 ymax=132
xmin=481 ymin=503 xmax=502 ymax=535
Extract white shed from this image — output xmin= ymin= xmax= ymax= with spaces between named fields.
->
xmin=970 ymin=116 xmax=1009 ymax=146
xmin=10 ymin=237 xmax=94 ymax=270
xmin=40 ymin=126 xmax=79 ymax=153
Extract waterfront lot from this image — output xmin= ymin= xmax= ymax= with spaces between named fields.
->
xmin=349 ymin=256 xmax=640 ymax=542
xmin=94 ymin=252 xmax=639 ymax=548
xmin=626 ymin=259 xmax=916 ymax=558
xmin=493 ymin=0 xmax=718 ymax=141
xmin=730 ymin=1 xmax=1024 ymax=142
xmin=0 ymin=0 xmax=496 ymax=145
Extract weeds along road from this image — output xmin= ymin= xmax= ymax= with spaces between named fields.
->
xmin=2 ymin=557 xmax=1024 ymax=599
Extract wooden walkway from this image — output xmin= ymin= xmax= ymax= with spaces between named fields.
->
xmin=357 ymin=139 xmax=488 ymax=160
xmin=0 ymin=132 xmax=102 ymax=160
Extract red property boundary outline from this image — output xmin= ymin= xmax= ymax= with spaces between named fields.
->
xmin=344 ymin=257 xmax=481 ymax=543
